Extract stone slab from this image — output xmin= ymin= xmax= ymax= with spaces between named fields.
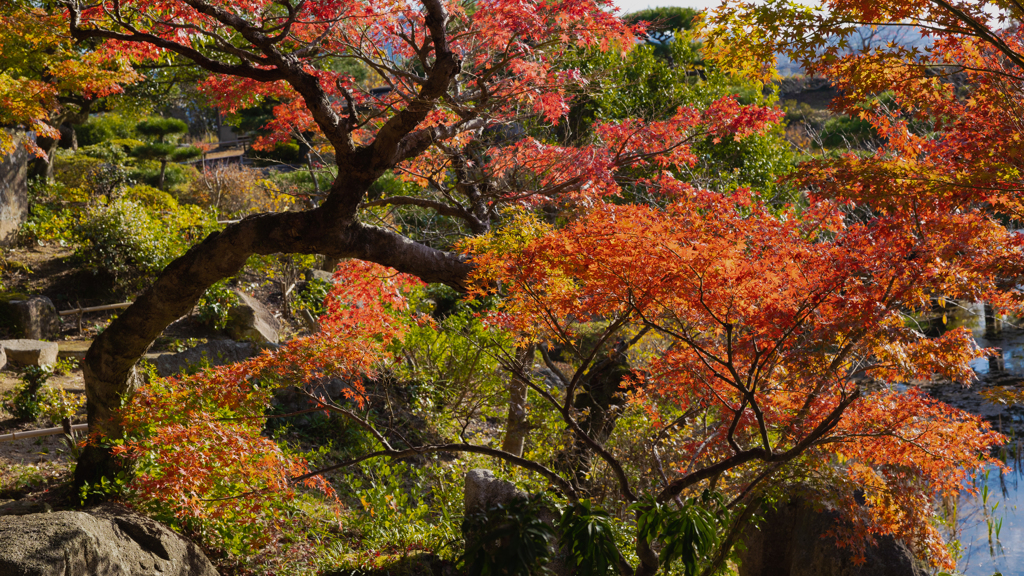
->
xmin=0 ymin=339 xmax=58 ymax=366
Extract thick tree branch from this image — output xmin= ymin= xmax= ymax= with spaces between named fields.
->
xmin=68 ymin=3 xmax=287 ymax=82
xmin=656 ymin=388 xmax=861 ymax=502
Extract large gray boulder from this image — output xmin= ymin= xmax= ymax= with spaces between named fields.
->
xmin=462 ymin=470 xmax=569 ymax=575
xmin=738 ymin=498 xmax=927 ymax=576
xmin=464 ymin=469 xmax=528 ymax=515
xmin=1 ymin=339 xmax=58 ymax=366
xmin=1 ymin=297 xmax=61 ymax=339
xmin=224 ymin=291 xmax=280 ymax=344
xmin=0 ymin=502 xmax=219 ymax=576
xmin=302 ymin=268 xmax=336 ymax=284
xmin=153 ymin=339 xmax=256 ymax=377
xmin=0 ymin=130 xmax=30 ymax=246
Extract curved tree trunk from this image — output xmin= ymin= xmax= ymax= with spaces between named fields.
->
xmin=66 ymin=0 xmax=471 ymax=490
xmin=75 ymin=203 xmax=473 ymax=488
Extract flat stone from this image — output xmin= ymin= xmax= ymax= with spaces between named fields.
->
xmin=0 ymin=500 xmax=51 ymax=516
xmin=224 ymin=291 xmax=280 ymax=344
xmin=0 ymin=339 xmax=58 ymax=366
xmin=152 ymin=339 xmax=256 ymax=377
xmin=57 ymin=340 xmax=92 ymax=360
xmin=0 ymin=502 xmax=219 ymax=576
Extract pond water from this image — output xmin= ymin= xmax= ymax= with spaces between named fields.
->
xmin=928 ymin=302 xmax=1024 ymax=576
xmin=954 ymin=465 xmax=1024 ymax=576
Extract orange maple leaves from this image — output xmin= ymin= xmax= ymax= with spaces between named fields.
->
xmin=74 ymin=0 xmax=636 ymax=149
xmin=117 ymin=261 xmax=422 ymax=550
xmin=467 ymin=189 xmax=1011 ymax=568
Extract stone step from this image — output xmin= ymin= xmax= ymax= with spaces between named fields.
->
xmin=57 ymin=340 xmax=92 ymax=360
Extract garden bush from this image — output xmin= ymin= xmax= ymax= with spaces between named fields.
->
xmin=76 ymin=113 xmax=138 ymax=146
xmin=52 ymin=152 xmax=131 ymax=198
xmin=184 ymin=163 xmax=291 ymax=217
xmin=129 ymin=160 xmax=201 ymax=195
xmin=196 ymin=280 xmax=240 ymax=329
xmin=122 ymin=184 xmax=179 ymax=211
xmin=73 ymin=198 xmax=218 ymax=294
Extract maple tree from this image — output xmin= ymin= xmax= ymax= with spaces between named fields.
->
xmin=118 ymin=196 xmax=1011 ymax=573
xmin=60 ymin=0 xmax=782 ymax=485
xmin=702 ymin=0 xmax=1024 ymax=214
xmin=699 ymin=0 xmax=1024 ymax=409
xmin=44 ymin=0 xmax=1024 ymax=571
xmin=0 ymin=0 xmax=139 ymax=168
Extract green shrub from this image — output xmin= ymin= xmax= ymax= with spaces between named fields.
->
xmin=38 ymin=387 xmax=85 ymax=426
xmin=341 ymin=460 xmax=465 ymax=559
xmin=1 ymin=366 xmax=54 ymax=420
xmin=78 ymin=139 xmax=143 ymax=164
xmin=460 ymin=495 xmax=554 ymax=576
xmin=293 ymin=276 xmax=332 ymax=318
xmin=197 ymin=280 xmax=239 ymax=329
xmin=122 ymin=184 xmax=178 ymax=211
xmin=129 ymin=160 xmax=201 ymax=193
xmin=820 ymin=115 xmax=880 ymax=148
xmin=52 ymin=152 xmax=131 ymax=198
xmin=251 ymin=140 xmax=303 ymax=164
xmin=558 ymin=500 xmax=621 ymax=576
xmin=77 ymin=113 xmax=138 ymax=146
xmin=73 ymin=199 xmax=218 ymax=294
xmin=21 ymin=203 xmax=82 ymax=245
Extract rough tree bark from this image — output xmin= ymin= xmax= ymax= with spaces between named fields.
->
xmin=67 ymin=0 xmax=476 ymax=487
xmin=75 ymin=212 xmax=473 ymax=486
xmin=501 ymin=346 xmax=535 ymax=457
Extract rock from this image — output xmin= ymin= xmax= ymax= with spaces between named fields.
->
xmin=0 ymin=130 xmax=30 ymax=247
xmin=0 ymin=297 xmax=61 ymax=339
xmin=737 ymin=498 xmax=927 ymax=576
xmin=224 ymin=291 xmax=280 ymax=344
xmin=0 ymin=339 xmax=59 ymax=366
xmin=272 ymin=377 xmax=348 ymax=425
xmin=302 ymin=268 xmax=337 ymax=283
xmin=0 ymin=500 xmax=51 ymax=516
xmin=462 ymin=470 xmax=569 ymax=576
xmin=464 ymin=469 xmax=528 ymax=516
xmin=152 ymin=339 xmax=256 ymax=377
xmin=0 ymin=502 xmax=219 ymax=576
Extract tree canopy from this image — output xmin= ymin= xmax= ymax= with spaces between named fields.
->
xmin=0 ymin=0 xmax=1020 ymax=573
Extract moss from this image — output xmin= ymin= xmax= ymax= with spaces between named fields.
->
xmin=0 ymin=291 xmax=31 ymax=303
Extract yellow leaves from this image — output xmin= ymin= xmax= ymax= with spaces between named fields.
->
xmin=462 ymin=206 xmax=552 ymax=261
xmin=979 ymin=386 xmax=1024 ymax=406
xmin=697 ymin=12 xmax=779 ymax=85
xmin=0 ymin=7 xmax=139 ymax=154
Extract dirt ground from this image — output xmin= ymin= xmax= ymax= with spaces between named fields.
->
xmin=0 ymin=366 xmax=86 ymax=503
xmin=0 ymin=239 xmax=299 ymax=505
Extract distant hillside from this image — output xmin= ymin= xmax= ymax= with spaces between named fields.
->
xmin=776 ymin=25 xmax=932 ymax=76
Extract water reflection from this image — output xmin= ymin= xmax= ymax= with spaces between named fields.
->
xmin=952 ymin=462 xmax=1024 ymax=576
xmin=923 ymin=302 xmax=1024 ymax=575
xmin=930 ymin=301 xmax=1024 ymax=377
